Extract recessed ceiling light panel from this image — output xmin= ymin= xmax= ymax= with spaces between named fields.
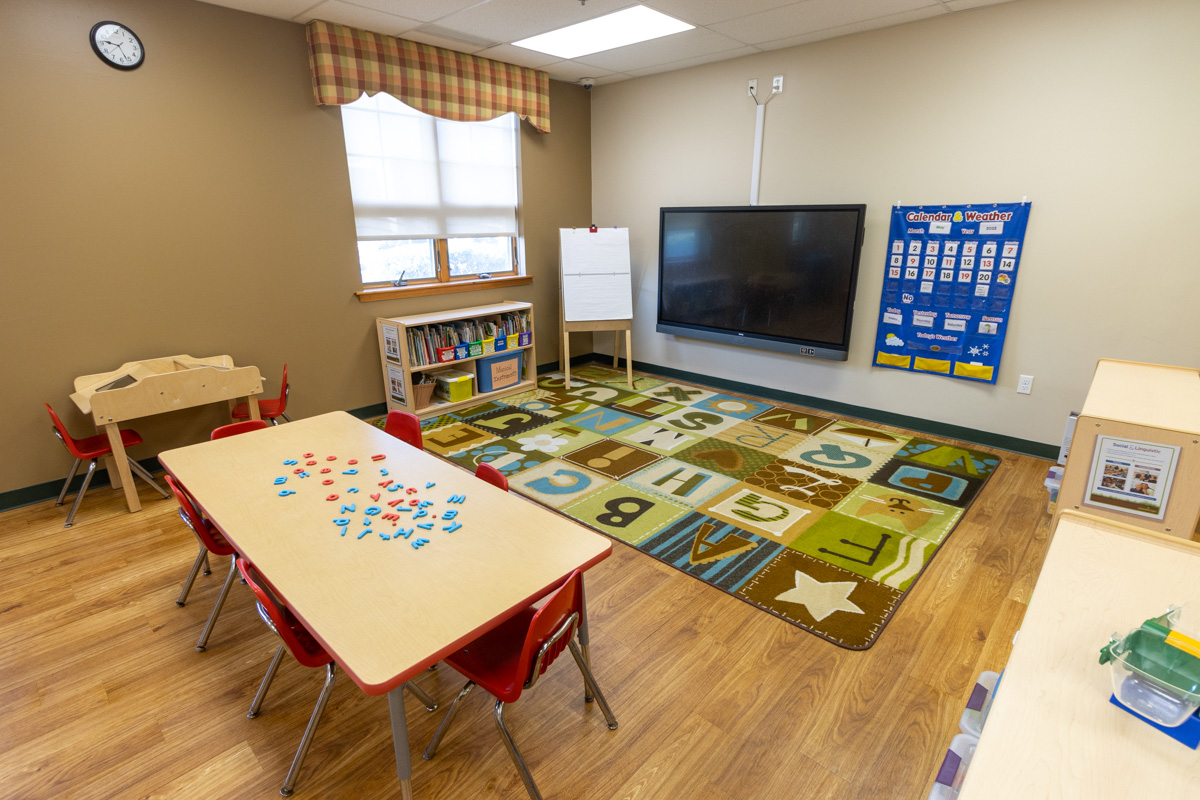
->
xmin=513 ymin=5 xmax=694 ymax=60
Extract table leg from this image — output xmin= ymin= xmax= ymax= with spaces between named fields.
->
xmin=612 ymin=331 xmax=619 ymax=369
xmin=104 ymin=423 xmax=141 ymax=512
xmin=387 ymin=685 xmax=415 ymax=800
xmin=102 ymin=454 xmax=122 ymax=489
xmin=578 ymin=573 xmax=594 ymax=703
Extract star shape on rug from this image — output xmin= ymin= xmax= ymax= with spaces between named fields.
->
xmin=774 ymin=571 xmax=863 ymax=622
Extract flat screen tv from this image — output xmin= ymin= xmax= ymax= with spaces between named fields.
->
xmin=656 ymin=204 xmax=867 ymax=362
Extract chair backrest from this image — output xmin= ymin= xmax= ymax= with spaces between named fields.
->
xmin=211 ymin=419 xmax=270 ymax=440
xmin=164 ymin=473 xmax=227 ymax=553
xmin=44 ymin=403 xmax=89 ymax=459
xmin=383 ymin=410 xmax=423 ymax=450
xmin=275 ymin=364 xmax=289 ymax=410
xmin=236 ymin=557 xmax=330 ymax=668
xmin=474 ymin=462 xmax=509 ymax=492
xmin=518 ymin=570 xmax=585 ymax=692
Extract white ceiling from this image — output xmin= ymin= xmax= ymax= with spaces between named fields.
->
xmin=198 ymin=0 xmax=1018 ymax=85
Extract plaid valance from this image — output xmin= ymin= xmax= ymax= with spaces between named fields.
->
xmin=306 ymin=20 xmax=551 ymax=134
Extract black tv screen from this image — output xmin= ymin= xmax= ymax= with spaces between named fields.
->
xmin=656 ymin=204 xmax=867 ymax=361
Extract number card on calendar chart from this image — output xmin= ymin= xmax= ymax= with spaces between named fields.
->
xmin=872 ymin=202 xmax=1032 ymax=384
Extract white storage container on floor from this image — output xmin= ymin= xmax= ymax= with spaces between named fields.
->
xmin=928 ymin=732 xmax=979 ymax=799
xmin=960 ymin=671 xmax=1002 ymax=738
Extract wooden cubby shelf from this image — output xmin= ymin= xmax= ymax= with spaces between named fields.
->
xmin=375 ymin=301 xmax=536 ymax=419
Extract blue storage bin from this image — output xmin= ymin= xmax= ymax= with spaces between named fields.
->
xmin=476 ymin=351 xmax=524 ymax=393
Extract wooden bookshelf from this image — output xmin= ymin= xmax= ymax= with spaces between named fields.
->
xmin=375 ymin=301 xmax=535 ymax=418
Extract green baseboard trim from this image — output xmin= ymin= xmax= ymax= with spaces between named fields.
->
xmin=1 ymin=455 xmax=168 ymax=514
xmin=537 ymin=354 xmax=594 ymax=374
xmin=348 ymin=402 xmax=388 ymax=421
xmin=3 ymin=365 xmax=1054 ymax=514
xmin=590 ymin=354 xmax=1057 ymax=460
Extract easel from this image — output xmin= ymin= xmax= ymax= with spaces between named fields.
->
xmin=558 ymin=226 xmax=634 ymax=388
xmin=560 ymin=314 xmax=632 ymax=387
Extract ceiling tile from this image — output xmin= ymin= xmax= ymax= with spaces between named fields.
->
xmin=626 ymin=45 xmax=761 ymax=78
xmin=434 ymin=0 xmax=632 ymax=44
xmin=195 ymin=0 xmax=316 ymax=21
xmin=710 ymin=0 xmax=939 ymax=45
xmin=539 ymin=60 xmax=617 ymax=83
xmin=346 ymin=0 xmax=486 ymax=24
xmin=400 ymin=30 xmax=486 ymax=53
xmin=474 ymin=44 xmax=562 ymax=69
xmin=294 ymin=1 xmax=421 ymax=35
xmin=756 ymin=5 xmax=945 ymax=50
xmin=575 ymin=26 xmax=749 ymax=73
xmin=643 ymin=0 xmax=798 ymax=27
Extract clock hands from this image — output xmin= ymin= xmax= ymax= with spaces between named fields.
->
xmin=91 ymin=23 xmax=142 ymax=68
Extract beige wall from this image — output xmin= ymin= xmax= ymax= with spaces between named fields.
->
xmin=590 ymin=0 xmax=1200 ymax=446
xmin=0 ymin=0 xmax=590 ymax=496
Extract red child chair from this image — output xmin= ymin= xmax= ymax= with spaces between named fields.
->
xmin=422 ymin=569 xmax=618 ymax=800
xmin=383 ymin=409 xmax=423 ymax=450
xmin=474 ymin=461 xmax=509 ymax=492
xmin=237 ymin=557 xmax=438 ymax=796
xmin=231 ymin=364 xmax=291 ymax=424
xmin=211 ymin=419 xmax=270 ymax=440
xmin=165 ymin=474 xmax=240 ymax=651
xmin=45 ymin=403 xmax=169 ymax=527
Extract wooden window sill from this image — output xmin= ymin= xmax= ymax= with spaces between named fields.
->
xmin=355 ymin=274 xmax=532 ymax=302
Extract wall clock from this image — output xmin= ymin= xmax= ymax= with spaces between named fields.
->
xmin=90 ymin=21 xmax=144 ymax=70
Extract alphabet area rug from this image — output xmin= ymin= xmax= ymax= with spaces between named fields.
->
xmin=404 ymin=366 xmax=1001 ymax=649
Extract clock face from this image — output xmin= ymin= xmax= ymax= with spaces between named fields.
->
xmin=90 ymin=22 xmax=144 ymax=70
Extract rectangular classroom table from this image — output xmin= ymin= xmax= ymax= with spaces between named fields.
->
xmin=157 ymin=411 xmax=612 ymax=799
xmin=71 ymin=354 xmax=263 ymax=513
xmin=958 ymin=511 xmax=1200 ymax=799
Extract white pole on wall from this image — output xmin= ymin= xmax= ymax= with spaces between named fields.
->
xmin=750 ymin=103 xmax=766 ymax=205
xmin=748 ymin=76 xmax=783 ymax=206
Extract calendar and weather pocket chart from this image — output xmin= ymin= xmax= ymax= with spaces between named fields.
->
xmin=872 ymin=202 xmax=1032 ymax=384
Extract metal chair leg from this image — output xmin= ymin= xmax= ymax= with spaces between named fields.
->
xmin=281 ymin=662 xmax=337 ymax=797
xmin=404 ymin=680 xmax=438 ymax=711
xmin=64 ymin=459 xmax=99 ymax=528
xmin=202 ymin=551 xmax=211 ymax=576
xmin=176 ymin=543 xmax=208 ymax=606
xmin=127 ymin=458 xmax=171 ymax=499
xmin=422 ymin=680 xmax=475 ymax=760
xmin=494 ymin=700 xmax=543 ymax=800
xmin=280 ymin=412 xmax=293 ymax=423
xmin=578 ymin=574 xmax=594 ymax=703
xmin=195 ymin=557 xmax=238 ymax=651
xmin=56 ymin=457 xmax=83 ymax=506
xmin=248 ymin=643 xmax=287 ymax=718
xmin=567 ymin=640 xmax=618 ymax=730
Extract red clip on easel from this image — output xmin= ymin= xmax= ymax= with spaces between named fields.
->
xmin=589 ymin=225 xmax=598 ymax=232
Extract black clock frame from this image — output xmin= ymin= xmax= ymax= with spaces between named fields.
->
xmin=89 ymin=21 xmax=145 ymax=71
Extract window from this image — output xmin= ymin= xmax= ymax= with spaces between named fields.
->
xmin=340 ymin=93 xmax=521 ymax=289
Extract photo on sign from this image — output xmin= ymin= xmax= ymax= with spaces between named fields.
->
xmin=1085 ymin=436 xmax=1179 ymax=520
xmin=382 ymin=324 xmax=401 ymax=364
xmin=387 ymin=364 xmax=407 ymax=404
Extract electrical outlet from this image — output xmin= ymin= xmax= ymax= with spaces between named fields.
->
xmin=748 ymin=79 xmax=757 ymax=97
xmin=1017 ymin=375 xmax=1034 ymax=394
xmin=772 ymin=75 xmax=784 ymax=92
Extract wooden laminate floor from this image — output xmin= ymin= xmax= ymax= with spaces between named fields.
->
xmin=0 ymin=402 xmax=1055 ymax=800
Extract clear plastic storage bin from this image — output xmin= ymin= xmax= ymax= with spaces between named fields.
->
xmin=959 ymin=671 xmax=1001 ymax=738
xmin=928 ymin=732 xmax=979 ymax=799
xmin=1100 ymin=606 xmax=1200 ymax=727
